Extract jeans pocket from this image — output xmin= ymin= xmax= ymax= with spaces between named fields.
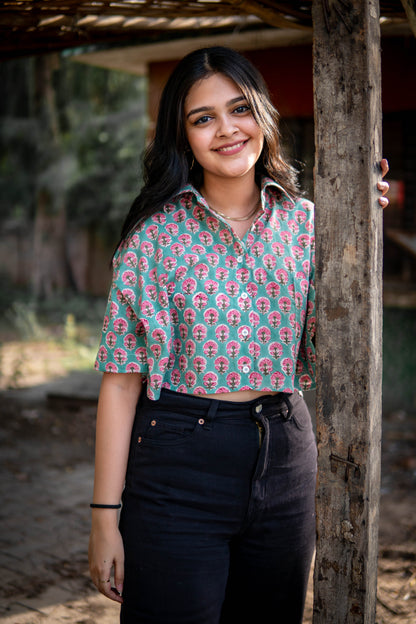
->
xmin=291 ymin=397 xmax=313 ymax=431
xmin=138 ymin=409 xmax=201 ymax=446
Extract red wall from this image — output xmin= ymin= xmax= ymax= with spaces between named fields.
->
xmin=380 ymin=36 xmax=416 ymax=113
xmin=246 ymin=46 xmax=313 ymax=118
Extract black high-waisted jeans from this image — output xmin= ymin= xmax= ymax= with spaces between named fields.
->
xmin=119 ymin=389 xmax=317 ymax=624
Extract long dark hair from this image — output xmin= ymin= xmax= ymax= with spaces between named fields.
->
xmin=117 ymin=46 xmax=298 ymax=247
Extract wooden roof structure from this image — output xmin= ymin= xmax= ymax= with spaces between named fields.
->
xmin=0 ymin=1 xmax=411 ymax=58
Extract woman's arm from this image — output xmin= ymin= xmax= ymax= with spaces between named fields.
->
xmin=88 ymin=371 xmax=143 ymax=603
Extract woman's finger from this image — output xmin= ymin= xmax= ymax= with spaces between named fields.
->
xmin=114 ymin=555 xmax=125 ymax=599
xmin=378 ymin=180 xmax=389 ymax=196
xmin=95 ymin=576 xmax=123 ymax=603
xmin=380 ymin=158 xmax=389 ymax=177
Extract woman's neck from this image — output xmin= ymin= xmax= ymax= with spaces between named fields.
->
xmin=200 ymin=174 xmax=260 ymax=218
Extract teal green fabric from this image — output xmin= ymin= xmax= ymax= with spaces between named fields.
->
xmin=95 ymin=177 xmax=316 ymax=400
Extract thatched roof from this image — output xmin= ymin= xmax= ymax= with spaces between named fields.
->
xmin=0 ymin=1 xmax=410 ymax=59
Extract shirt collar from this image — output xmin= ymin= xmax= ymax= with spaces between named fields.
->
xmin=173 ymin=176 xmax=296 ymax=212
xmin=260 ymin=177 xmax=296 ymax=208
xmin=174 ymin=184 xmax=207 ymax=208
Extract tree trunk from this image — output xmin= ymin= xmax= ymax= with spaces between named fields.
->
xmin=312 ymin=1 xmax=383 ymax=622
xmin=32 ymin=54 xmax=70 ymax=298
xmin=32 ymin=190 xmax=69 ymax=298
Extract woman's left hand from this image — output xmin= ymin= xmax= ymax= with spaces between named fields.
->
xmin=378 ymin=158 xmax=389 ymax=208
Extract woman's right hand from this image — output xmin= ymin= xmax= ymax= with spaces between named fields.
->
xmin=88 ymin=372 xmax=143 ymax=603
xmin=89 ymin=517 xmax=125 ymax=603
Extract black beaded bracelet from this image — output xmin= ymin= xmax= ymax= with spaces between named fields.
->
xmin=90 ymin=503 xmax=121 ymax=509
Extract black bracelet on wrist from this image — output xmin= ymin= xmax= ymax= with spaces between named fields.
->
xmin=90 ymin=503 xmax=121 ymax=509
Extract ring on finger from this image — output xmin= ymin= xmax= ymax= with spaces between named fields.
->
xmin=99 ymin=578 xmax=110 ymax=583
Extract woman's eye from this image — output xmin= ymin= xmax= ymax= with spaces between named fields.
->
xmin=234 ymin=105 xmax=250 ymax=114
xmin=194 ymin=115 xmax=212 ymax=125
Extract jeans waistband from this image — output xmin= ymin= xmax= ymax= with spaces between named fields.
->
xmin=144 ymin=388 xmax=295 ymax=423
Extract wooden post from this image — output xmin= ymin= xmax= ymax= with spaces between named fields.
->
xmin=312 ymin=1 xmax=383 ymax=623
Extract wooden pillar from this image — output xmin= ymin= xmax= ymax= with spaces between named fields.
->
xmin=312 ymin=1 xmax=383 ymax=623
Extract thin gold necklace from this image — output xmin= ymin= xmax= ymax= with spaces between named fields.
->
xmin=208 ymin=198 xmax=261 ymax=222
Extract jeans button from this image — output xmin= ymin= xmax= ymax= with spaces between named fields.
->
xmin=255 ymin=404 xmax=263 ymax=414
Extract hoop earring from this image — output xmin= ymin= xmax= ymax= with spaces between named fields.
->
xmin=190 ymin=157 xmax=195 ymax=171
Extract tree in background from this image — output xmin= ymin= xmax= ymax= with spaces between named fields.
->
xmin=32 ymin=55 xmax=68 ymax=297
xmin=0 ymin=52 xmax=147 ymax=298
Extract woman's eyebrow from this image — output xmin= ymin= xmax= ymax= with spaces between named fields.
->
xmin=186 ymin=96 xmax=246 ymax=119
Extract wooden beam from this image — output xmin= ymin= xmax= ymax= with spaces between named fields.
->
xmin=228 ymin=0 xmax=311 ymax=29
xmin=312 ymin=1 xmax=383 ymax=622
xmin=401 ymin=0 xmax=416 ymax=36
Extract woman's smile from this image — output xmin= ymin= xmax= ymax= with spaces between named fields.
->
xmin=214 ymin=139 xmax=249 ymax=154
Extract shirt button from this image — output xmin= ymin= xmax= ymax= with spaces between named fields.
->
xmin=241 ymin=292 xmax=249 ymax=300
xmin=237 ymin=256 xmax=244 ymax=263
xmin=242 ymin=365 xmax=250 ymax=373
xmin=241 ymin=328 xmax=249 ymax=337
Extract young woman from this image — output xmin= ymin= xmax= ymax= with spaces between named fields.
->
xmin=89 ymin=47 xmax=389 ymax=624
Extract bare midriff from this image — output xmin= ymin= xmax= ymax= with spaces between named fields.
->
xmin=191 ymin=389 xmax=279 ymax=402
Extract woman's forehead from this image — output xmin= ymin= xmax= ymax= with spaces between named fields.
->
xmin=184 ymin=73 xmax=243 ymax=111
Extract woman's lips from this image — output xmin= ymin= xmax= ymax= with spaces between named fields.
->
xmin=214 ymin=140 xmax=248 ymax=155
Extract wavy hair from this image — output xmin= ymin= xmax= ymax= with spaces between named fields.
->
xmin=117 ymin=46 xmax=299 ymax=246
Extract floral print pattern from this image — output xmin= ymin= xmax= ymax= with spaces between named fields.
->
xmin=95 ymin=178 xmax=316 ymax=400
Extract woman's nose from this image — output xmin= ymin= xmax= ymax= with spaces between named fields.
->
xmin=216 ymin=115 xmax=238 ymax=137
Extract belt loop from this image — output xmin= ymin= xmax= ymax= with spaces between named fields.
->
xmin=282 ymin=393 xmax=293 ymax=420
xmin=204 ymin=399 xmax=219 ymax=430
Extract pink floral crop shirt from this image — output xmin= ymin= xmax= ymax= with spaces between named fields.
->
xmin=95 ymin=177 xmax=316 ymax=400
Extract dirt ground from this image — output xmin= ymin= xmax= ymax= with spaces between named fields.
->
xmin=0 ymin=370 xmax=415 ymax=623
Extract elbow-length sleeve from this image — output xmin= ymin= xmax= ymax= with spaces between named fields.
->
xmin=94 ymin=226 xmax=175 ymax=400
xmin=94 ymin=238 xmax=149 ymax=375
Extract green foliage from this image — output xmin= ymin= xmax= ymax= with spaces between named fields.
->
xmin=0 ymin=291 xmax=107 ymax=387
xmin=383 ymin=307 xmax=416 ymax=412
xmin=0 ymin=275 xmax=31 ymax=317
xmin=0 ymin=54 xmax=148 ymax=238
xmin=57 ymin=59 xmax=148 ymax=236
xmin=0 ymin=271 xmax=106 ymax=342
xmin=34 ymin=291 xmax=107 ymax=334
xmin=5 ymin=301 xmax=46 ymax=341
xmin=0 ymin=118 xmax=39 ymax=220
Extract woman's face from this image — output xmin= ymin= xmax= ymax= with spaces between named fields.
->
xmin=184 ymin=73 xmax=264 ymax=186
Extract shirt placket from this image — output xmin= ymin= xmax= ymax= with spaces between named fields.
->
xmin=233 ymin=238 xmax=256 ymax=379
